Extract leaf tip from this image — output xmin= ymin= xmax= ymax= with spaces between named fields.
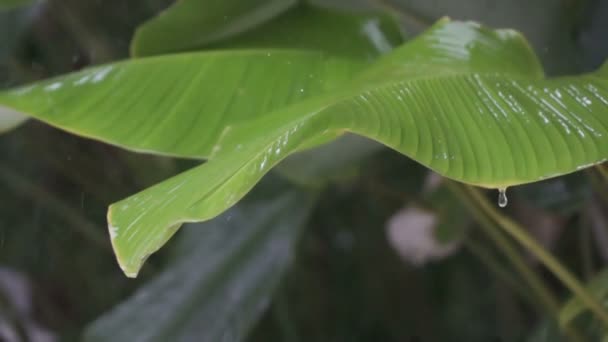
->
xmin=107 ymin=207 xmax=142 ymax=278
xmin=107 ymin=202 xmax=184 ymax=278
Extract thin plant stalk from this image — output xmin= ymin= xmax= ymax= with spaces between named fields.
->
xmin=447 ymin=182 xmax=559 ymax=313
xmin=447 ymin=181 xmax=584 ymax=341
xmin=465 ymin=185 xmax=608 ymax=331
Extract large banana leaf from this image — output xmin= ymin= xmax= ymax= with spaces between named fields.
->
xmin=0 ymin=2 xmax=402 ymax=145
xmin=0 ymin=50 xmax=363 ymax=158
xmin=85 ymin=178 xmax=313 ymax=342
xmin=1 ymin=20 xmax=607 ymax=277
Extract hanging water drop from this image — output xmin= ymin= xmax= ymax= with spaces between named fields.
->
xmin=498 ymin=188 xmax=508 ymax=208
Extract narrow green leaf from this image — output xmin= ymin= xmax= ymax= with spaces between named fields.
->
xmin=85 ymin=178 xmax=314 ymax=341
xmin=1 ymin=20 xmax=608 ymax=277
xmin=131 ymin=0 xmax=297 ymax=57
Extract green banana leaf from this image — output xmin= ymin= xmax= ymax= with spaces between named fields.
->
xmin=133 ymin=1 xmax=405 ymax=183
xmin=85 ymin=178 xmax=313 ymax=342
xmin=0 ymin=51 xmax=364 ymax=159
xmin=1 ymin=20 xmax=607 ymax=277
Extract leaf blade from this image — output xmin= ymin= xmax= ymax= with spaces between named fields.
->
xmin=0 ymin=50 xmax=365 ymax=158
xmin=1 ymin=20 xmax=608 ymax=277
xmin=86 ymin=178 xmax=314 ymax=340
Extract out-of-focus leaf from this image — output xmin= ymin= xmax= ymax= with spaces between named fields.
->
xmin=84 ymin=177 xmax=314 ymax=342
xmin=132 ymin=3 xmax=404 ymax=59
xmin=206 ymin=4 xmax=404 ymax=59
xmin=131 ymin=0 xmax=297 ymax=57
xmin=2 ymin=20 xmax=608 ymax=277
xmin=559 ymin=269 xmax=608 ymax=326
xmin=0 ymin=0 xmax=34 ymax=10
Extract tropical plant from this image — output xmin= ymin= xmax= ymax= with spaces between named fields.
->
xmin=1 ymin=0 xmax=608 ymax=340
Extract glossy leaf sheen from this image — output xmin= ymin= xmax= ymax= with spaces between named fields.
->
xmin=0 ymin=50 xmax=364 ymax=158
xmin=1 ymin=21 xmax=607 ymax=276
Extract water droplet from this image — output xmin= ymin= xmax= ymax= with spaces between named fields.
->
xmin=498 ymin=188 xmax=508 ymax=208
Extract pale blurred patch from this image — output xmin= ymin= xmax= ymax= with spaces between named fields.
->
xmin=386 ymin=206 xmax=460 ymax=267
xmin=0 ymin=107 xmax=27 ymax=133
xmin=0 ymin=267 xmax=56 ymax=342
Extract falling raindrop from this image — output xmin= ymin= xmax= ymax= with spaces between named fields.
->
xmin=498 ymin=188 xmax=508 ymax=208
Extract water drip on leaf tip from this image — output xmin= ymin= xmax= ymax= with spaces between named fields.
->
xmin=498 ymin=188 xmax=508 ymax=208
